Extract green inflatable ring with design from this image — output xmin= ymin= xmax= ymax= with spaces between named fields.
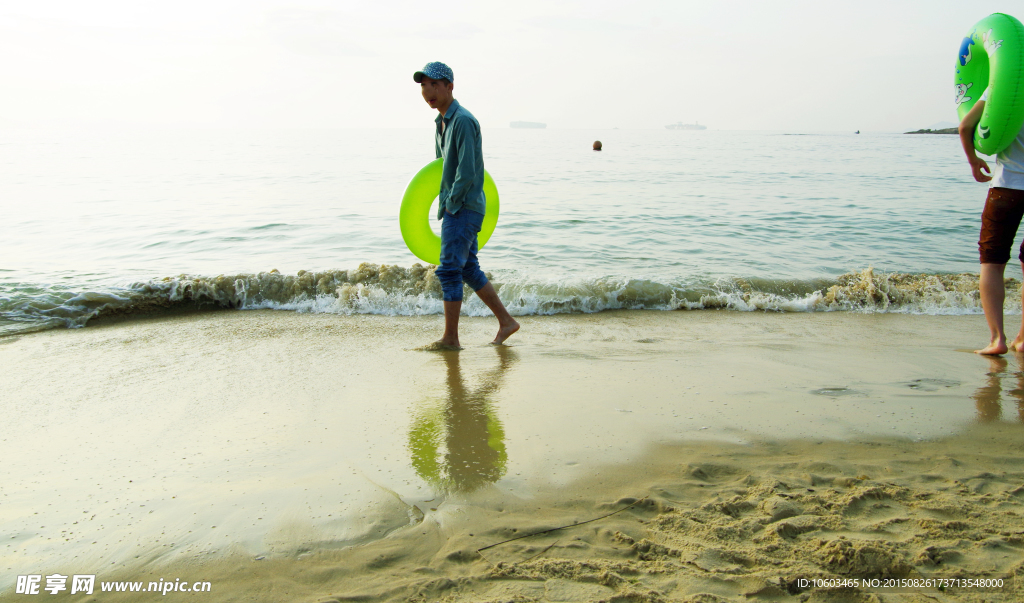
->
xmin=955 ymin=13 xmax=1024 ymax=155
xmin=399 ymin=158 xmax=499 ymax=265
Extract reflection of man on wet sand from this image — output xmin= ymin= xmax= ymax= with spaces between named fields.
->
xmin=409 ymin=346 xmax=518 ymax=493
xmin=973 ymin=355 xmax=1024 ymax=423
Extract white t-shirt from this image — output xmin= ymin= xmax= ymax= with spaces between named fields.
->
xmin=980 ymin=88 xmax=1024 ymax=190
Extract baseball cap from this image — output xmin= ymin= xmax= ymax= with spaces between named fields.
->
xmin=413 ymin=62 xmax=454 ymax=84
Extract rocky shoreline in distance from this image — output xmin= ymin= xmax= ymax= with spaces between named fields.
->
xmin=905 ymin=127 xmax=958 ymax=134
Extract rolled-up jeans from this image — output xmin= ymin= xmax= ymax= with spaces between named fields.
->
xmin=436 ymin=208 xmax=489 ymax=302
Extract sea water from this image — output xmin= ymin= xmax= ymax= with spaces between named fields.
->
xmin=0 ymin=127 xmax=997 ymax=335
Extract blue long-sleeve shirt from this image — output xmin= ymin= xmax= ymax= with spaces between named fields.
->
xmin=434 ymin=99 xmax=487 ymax=219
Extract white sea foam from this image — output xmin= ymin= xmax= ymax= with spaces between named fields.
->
xmin=0 ymin=266 xmax=1009 ymax=336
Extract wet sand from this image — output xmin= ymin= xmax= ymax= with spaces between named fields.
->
xmin=1 ymin=309 xmax=1023 ymax=601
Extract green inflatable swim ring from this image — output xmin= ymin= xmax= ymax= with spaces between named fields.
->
xmin=955 ymin=13 xmax=1024 ymax=155
xmin=399 ymin=158 xmax=499 ymax=265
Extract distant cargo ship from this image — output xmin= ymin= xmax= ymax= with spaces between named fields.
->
xmin=666 ymin=122 xmax=706 ymax=130
xmin=510 ymin=121 xmax=546 ymax=129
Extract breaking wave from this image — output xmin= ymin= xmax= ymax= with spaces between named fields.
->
xmin=0 ymin=265 xmax=1011 ymax=336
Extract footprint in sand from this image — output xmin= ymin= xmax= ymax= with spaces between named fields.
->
xmin=904 ymin=378 xmax=960 ymax=391
xmin=810 ymin=387 xmax=865 ymax=398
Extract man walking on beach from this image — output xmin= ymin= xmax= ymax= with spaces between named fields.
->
xmin=415 ymin=61 xmax=519 ymax=349
xmin=960 ymin=88 xmax=1024 ymax=355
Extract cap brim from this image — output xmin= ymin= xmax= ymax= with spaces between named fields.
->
xmin=413 ymin=71 xmax=425 ymax=83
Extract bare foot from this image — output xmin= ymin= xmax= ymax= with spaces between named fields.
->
xmin=415 ymin=340 xmax=463 ymax=352
xmin=491 ymin=320 xmax=520 ymax=345
xmin=976 ymin=340 xmax=1008 ymax=355
xmin=1010 ymin=336 xmax=1024 ymax=352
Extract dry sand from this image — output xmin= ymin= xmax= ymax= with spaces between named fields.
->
xmin=1 ymin=309 xmax=1023 ymax=602
xmin=153 ymin=428 xmax=1024 ymax=603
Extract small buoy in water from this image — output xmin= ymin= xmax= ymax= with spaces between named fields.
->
xmin=593 ymin=140 xmax=602 ymax=151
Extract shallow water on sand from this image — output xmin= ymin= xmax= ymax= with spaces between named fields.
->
xmin=1 ymin=310 xmax=1019 ymax=580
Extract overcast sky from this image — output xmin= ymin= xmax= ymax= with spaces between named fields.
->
xmin=0 ymin=1 xmax=1014 ymax=131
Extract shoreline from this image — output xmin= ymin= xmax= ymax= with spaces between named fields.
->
xmin=3 ymin=266 xmax=1020 ymax=339
xmin=2 ymin=309 xmax=1023 ymax=601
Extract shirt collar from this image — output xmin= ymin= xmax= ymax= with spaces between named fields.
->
xmin=440 ymin=99 xmax=460 ymax=123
